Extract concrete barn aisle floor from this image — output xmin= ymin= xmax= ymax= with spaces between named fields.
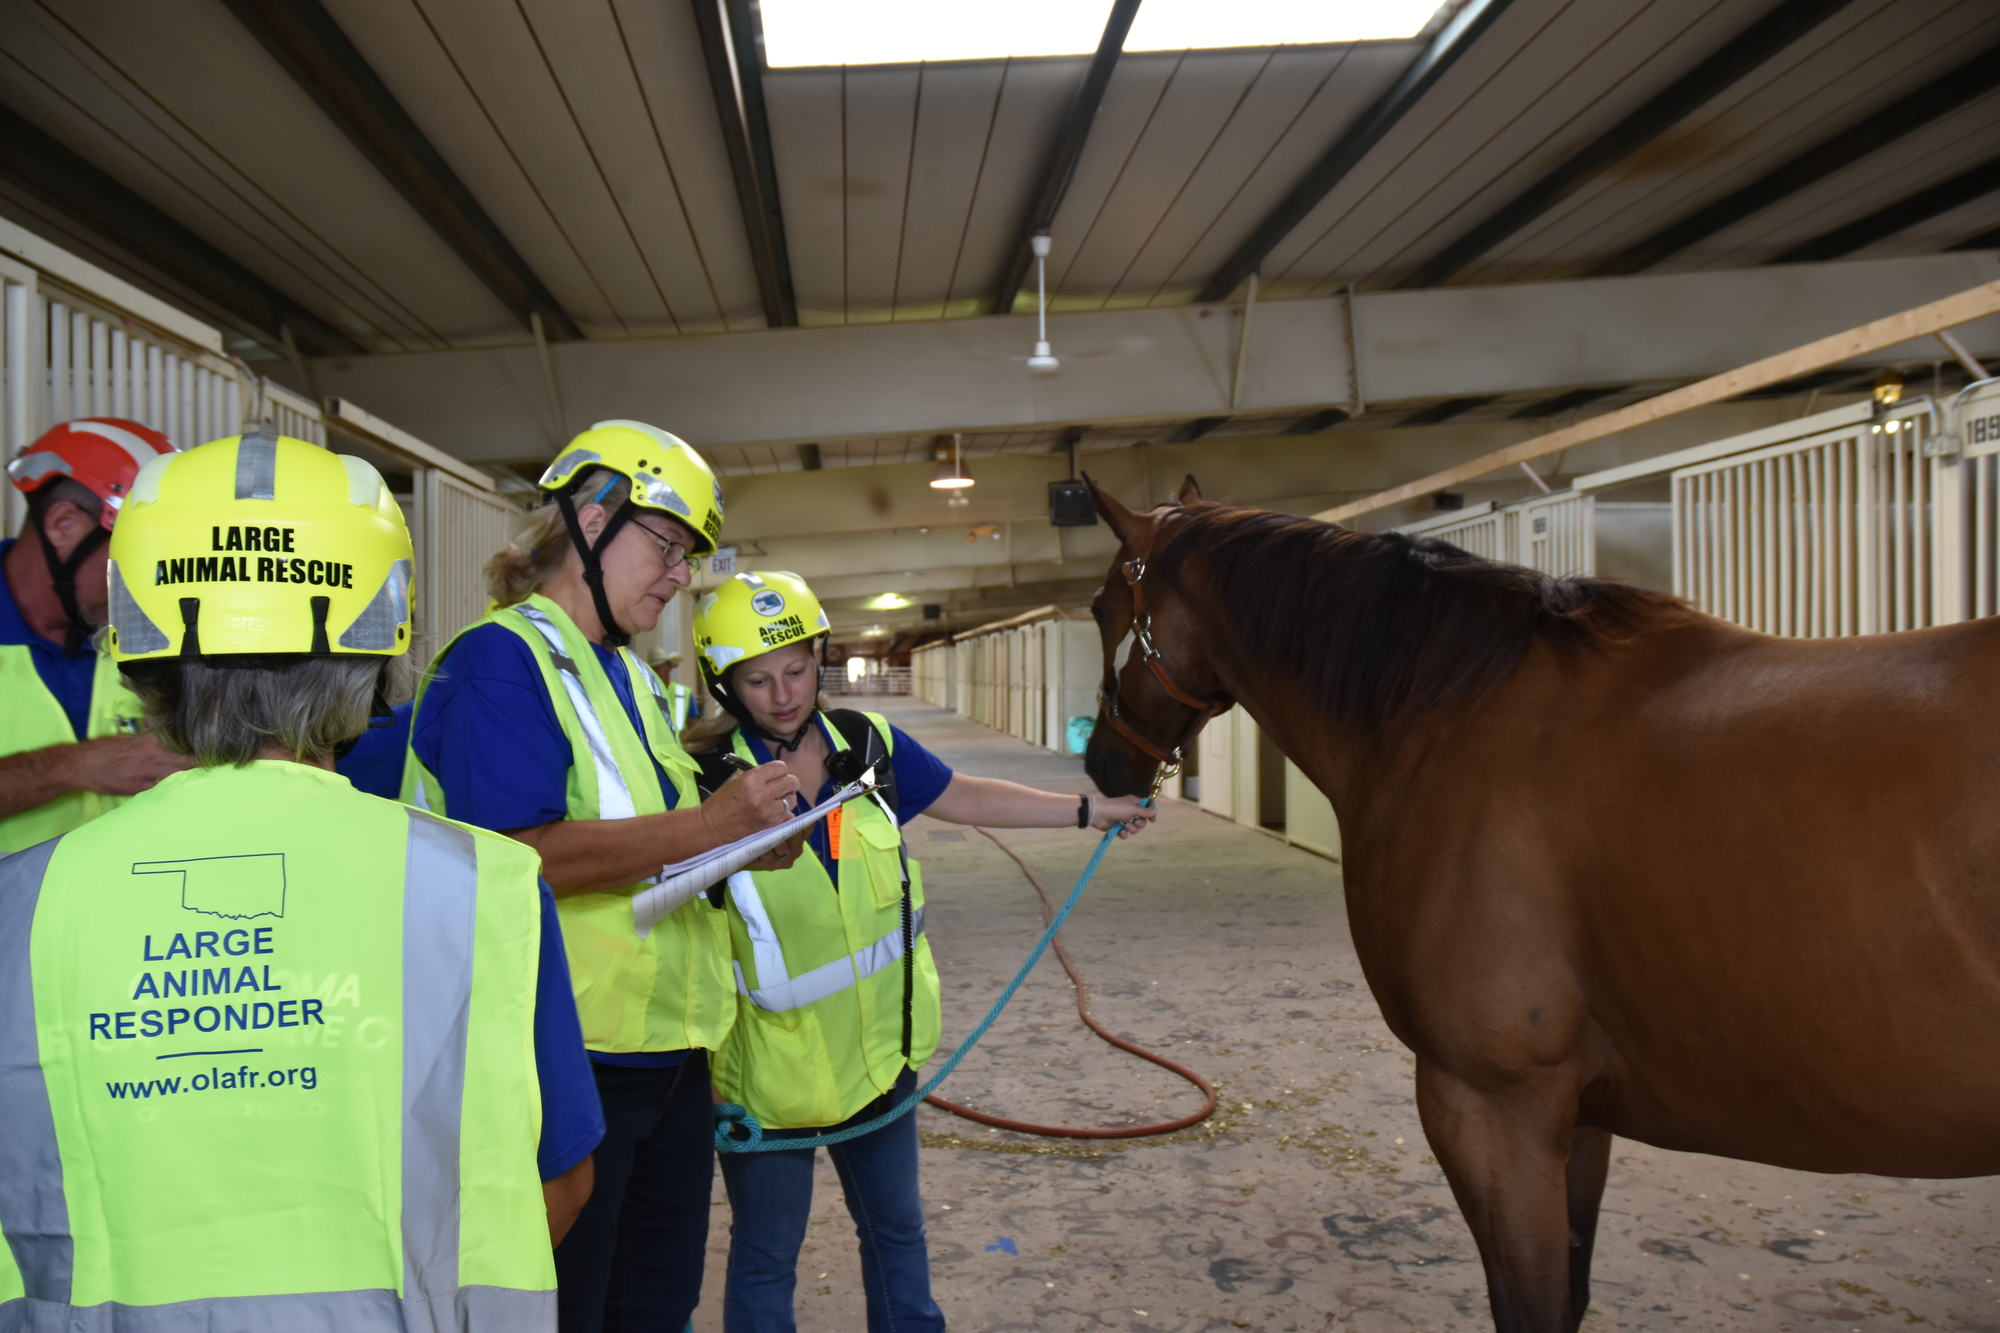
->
xmin=691 ymin=698 xmax=2000 ymax=1332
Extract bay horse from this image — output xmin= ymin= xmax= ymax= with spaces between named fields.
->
xmin=1079 ymin=475 xmax=2000 ymax=1333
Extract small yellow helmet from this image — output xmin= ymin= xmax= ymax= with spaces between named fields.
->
xmin=693 ymin=571 xmax=829 ymax=682
xmin=106 ymin=432 xmax=414 ymax=661
xmin=538 ymin=419 xmax=724 ymax=556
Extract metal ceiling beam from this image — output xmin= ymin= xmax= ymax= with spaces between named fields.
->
xmin=1167 ymin=416 xmax=1226 ymax=443
xmin=991 ymin=0 xmax=1144 ymax=314
xmin=0 ymin=101 xmax=362 ymax=355
xmin=312 ymin=253 xmax=2000 ymax=459
xmin=1398 ymin=396 xmax=1497 ymax=426
xmin=1509 ymin=385 xmax=1625 ymax=418
xmin=1773 ymin=153 xmax=2000 ymax=263
xmin=1952 ymin=224 xmax=2000 ymax=252
xmin=1399 ymin=0 xmax=1857 ymax=290
xmin=695 ymin=0 xmax=798 ymax=328
xmin=221 ymin=0 xmax=581 ymax=340
xmin=1284 ymin=408 xmax=1349 ymax=435
xmin=1194 ymin=0 xmax=1517 ymax=304
xmin=1593 ymin=40 xmax=2000 ymax=276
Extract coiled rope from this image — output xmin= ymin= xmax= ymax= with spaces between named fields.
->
xmin=921 ymin=826 xmax=1215 ymax=1138
xmin=716 ymin=800 xmax=1211 ymax=1152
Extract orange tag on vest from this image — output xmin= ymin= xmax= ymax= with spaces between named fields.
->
xmin=826 ymin=805 xmax=843 ymax=859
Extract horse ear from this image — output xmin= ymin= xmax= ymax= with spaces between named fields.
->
xmin=1082 ymin=472 xmax=1143 ymax=548
xmin=1175 ymin=474 xmax=1203 ymax=505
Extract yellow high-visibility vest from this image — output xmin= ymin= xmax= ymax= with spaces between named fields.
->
xmin=0 ymin=761 xmax=553 ymax=1323
xmin=0 ymin=642 xmax=146 ymax=854
xmin=405 ymin=594 xmax=733 ymax=1055
xmin=710 ymin=712 xmax=941 ymax=1129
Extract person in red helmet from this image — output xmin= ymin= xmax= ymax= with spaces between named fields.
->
xmin=0 ymin=419 xmax=191 ymax=852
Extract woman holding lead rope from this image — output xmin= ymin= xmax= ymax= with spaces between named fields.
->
xmin=684 ymin=570 xmax=1155 ymax=1333
xmin=402 ymin=422 xmax=796 ymax=1332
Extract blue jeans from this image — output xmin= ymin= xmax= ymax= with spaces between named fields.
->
xmin=718 ymin=1069 xmax=945 ymax=1333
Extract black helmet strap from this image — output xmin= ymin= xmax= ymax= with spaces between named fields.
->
xmin=554 ymin=487 xmax=639 ymax=650
xmin=32 ymin=513 xmax=109 ymax=654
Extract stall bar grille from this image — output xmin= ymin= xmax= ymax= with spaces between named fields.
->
xmin=1393 ymin=491 xmax=1594 ymax=579
xmin=44 ymin=293 xmax=242 ymax=450
xmin=412 ymin=467 xmax=516 ymax=666
xmin=1671 ymin=405 xmax=1940 ymax=638
xmin=820 ymin=667 xmax=913 ymax=697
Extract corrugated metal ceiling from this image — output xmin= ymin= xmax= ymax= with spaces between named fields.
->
xmin=0 ymin=0 xmax=1993 ymax=463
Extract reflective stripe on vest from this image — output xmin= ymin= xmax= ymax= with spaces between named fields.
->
xmin=708 ymin=711 xmax=943 ymax=1128
xmin=514 ymin=605 xmax=636 ymax=820
xmin=404 ymin=595 xmax=730 ymax=1056
xmin=727 ymin=867 xmax=926 ymax=1013
xmin=0 ymin=769 xmax=552 ymax=1327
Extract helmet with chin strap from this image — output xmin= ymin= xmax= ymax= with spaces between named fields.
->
xmin=692 ymin=570 xmax=829 ymax=752
xmin=8 ymin=418 xmax=179 ymax=650
xmin=536 ymin=420 xmax=723 ymax=649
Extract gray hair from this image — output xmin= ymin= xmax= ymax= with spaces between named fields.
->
xmin=123 ymin=654 xmax=415 ymax=767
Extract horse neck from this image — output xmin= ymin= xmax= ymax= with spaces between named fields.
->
xmin=1183 ymin=567 xmax=1382 ymax=823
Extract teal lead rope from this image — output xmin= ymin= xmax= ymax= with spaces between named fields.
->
xmin=713 ymin=802 xmax=1147 ymax=1154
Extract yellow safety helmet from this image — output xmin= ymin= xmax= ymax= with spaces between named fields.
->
xmin=693 ymin=570 xmax=829 ymax=682
xmin=105 ymin=431 xmax=414 ymax=661
xmin=538 ymin=419 xmax=723 ymax=649
xmin=538 ymin=419 xmax=724 ymax=556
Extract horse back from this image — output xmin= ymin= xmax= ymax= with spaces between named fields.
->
xmin=1345 ymin=615 xmax=2000 ymax=1177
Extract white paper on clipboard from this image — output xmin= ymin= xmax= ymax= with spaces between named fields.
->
xmin=630 ymin=769 xmax=883 ymax=937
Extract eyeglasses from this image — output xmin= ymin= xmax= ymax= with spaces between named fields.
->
xmin=629 ymin=519 xmax=690 ymax=571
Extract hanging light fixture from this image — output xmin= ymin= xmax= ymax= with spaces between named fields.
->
xmin=1027 ymin=233 xmax=1060 ymax=375
xmin=929 ymin=432 xmax=974 ymax=503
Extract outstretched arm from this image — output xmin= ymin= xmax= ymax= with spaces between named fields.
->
xmin=921 ymin=773 xmax=1157 ymax=838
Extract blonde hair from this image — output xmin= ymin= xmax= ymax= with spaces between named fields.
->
xmin=484 ymin=467 xmax=619 ymax=608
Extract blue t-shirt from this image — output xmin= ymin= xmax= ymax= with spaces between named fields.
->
xmin=531 ymin=877 xmax=606 ymax=1179
xmin=333 ymin=700 xmax=412 ymax=799
xmin=739 ymin=714 xmax=954 ymax=879
xmin=411 ymin=621 xmax=678 ymax=832
xmin=0 ymin=538 xmax=97 ymax=740
xmin=411 ymin=620 xmax=690 ymax=1069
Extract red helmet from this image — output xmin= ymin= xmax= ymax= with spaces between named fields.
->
xmin=7 ymin=418 xmax=179 ymax=530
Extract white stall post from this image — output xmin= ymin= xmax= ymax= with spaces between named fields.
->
xmin=0 ymin=255 xmax=38 ymax=540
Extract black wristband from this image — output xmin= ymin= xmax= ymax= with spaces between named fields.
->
xmin=1077 ymin=795 xmax=1090 ymax=829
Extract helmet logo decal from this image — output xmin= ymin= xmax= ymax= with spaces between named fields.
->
xmin=750 ymin=589 xmax=786 ymax=617
xmin=758 ymin=615 xmax=807 ymax=648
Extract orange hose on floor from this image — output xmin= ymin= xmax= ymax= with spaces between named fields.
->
xmin=920 ymin=827 xmax=1218 ymax=1140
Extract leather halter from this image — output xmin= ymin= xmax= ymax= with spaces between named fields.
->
xmin=1100 ymin=518 xmax=1231 ymax=794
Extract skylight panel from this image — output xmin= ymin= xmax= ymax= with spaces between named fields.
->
xmin=758 ymin=0 xmax=1448 ymax=69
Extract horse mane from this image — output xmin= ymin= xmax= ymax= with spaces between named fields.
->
xmin=1152 ymin=503 xmax=1692 ymax=732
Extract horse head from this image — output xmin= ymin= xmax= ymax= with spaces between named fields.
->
xmin=1079 ymin=473 xmax=1233 ymax=800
